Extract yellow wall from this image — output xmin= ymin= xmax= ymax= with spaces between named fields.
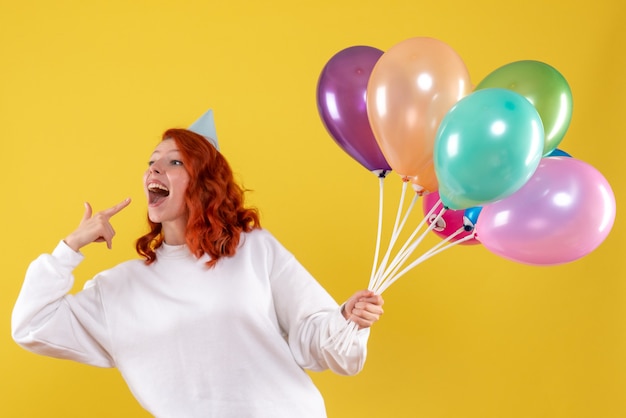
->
xmin=1 ymin=0 xmax=624 ymax=417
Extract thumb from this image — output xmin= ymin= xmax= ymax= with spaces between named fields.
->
xmin=82 ymin=202 xmax=93 ymax=222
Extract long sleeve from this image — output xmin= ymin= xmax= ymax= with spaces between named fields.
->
xmin=11 ymin=241 xmax=114 ymax=367
xmin=267 ymin=236 xmax=370 ymax=376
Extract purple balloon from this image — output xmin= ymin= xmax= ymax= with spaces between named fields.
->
xmin=317 ymin=46 xmax=391 ymax=173
xmin=475 ymin=157 xmax=615 ymax=266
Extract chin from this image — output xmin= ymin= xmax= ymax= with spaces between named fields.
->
xmin=147 ymin=211 xmax=163 ymax=224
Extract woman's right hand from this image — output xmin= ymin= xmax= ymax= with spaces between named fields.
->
xmin=342 ymin=290 xmax=384 ymax=329
xmin=63 ymin=198 xmax=132 ymax=252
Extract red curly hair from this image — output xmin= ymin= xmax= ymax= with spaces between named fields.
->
xmin=136 ymin=128 xmax=261 ymax=267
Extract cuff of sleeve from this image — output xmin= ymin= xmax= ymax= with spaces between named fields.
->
xmin=52 ymin=240 xmax=85 ymax=272
xmin=329 ymin=305 xmax=371 ymax=339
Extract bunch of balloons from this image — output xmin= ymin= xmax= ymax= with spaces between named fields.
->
xmin=317 ymin=37 xmax=616 ymax=269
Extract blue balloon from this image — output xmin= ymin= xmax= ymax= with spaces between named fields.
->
xmin=463 ymin=206 xmax=483 ymax=231
xmin=546 ymin=148 xmax=572 ymax=157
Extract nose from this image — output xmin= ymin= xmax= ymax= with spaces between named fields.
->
xmin=150 ymin=161 xmax=163 ymax=174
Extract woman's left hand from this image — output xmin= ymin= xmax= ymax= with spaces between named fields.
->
xmin=342 ymin=290 xmax=384 ymax=329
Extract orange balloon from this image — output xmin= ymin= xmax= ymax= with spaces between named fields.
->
xmin=366 ymin=37 xmax=472 ymax=187
xmin=408 ymin=161 xmax=438 ymax=195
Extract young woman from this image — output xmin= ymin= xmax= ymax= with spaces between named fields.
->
xmin=12 ymin=128 xmax=384 ymax=417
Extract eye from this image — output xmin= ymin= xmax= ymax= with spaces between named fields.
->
xmin=170 ymin=160 xmax=183 ymax=166
xmin=147 ymin=160 xmax=155 ymax=166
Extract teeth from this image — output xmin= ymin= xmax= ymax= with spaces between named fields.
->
xmin=147 ymin=182 xmax=169 ymax=192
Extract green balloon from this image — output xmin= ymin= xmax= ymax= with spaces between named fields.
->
xmin=475 ymin=60 xmax=573 ymax=155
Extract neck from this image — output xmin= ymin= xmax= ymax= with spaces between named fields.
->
xmin=161 ymin=219 xmax=187 ymax=245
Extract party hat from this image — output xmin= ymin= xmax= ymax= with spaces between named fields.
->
xmin=188 ymin=109 xmax=219 ymax=150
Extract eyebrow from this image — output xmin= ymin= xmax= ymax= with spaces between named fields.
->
xmin=150 ymin=148 xmax=181 ymax=157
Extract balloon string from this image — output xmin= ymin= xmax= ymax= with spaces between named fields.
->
xmin=371 ymin=181 xmax=419 ymax=291
xmin=367 ymin=176 xmax=386 ymax=290
xmin=331 ymin=232 xmax=477 ymax=353
xmin=327 ymin=201 xmax=476 ymax=352
xmin=376 ymin=226 xmax=463 ymax=294
xmin=376 ymin=229 xmax=476 ymax=294
xmin=334 ymin=180 xmax=412 ymax=354
xmin=381 ymin=201 xmax=444 ymax=282
xmin=328 ymin=175 xmax=387 ymax=354
xmin=338 ymin=321 xmax=360 ymax=354
xmin=374 ymin=200 xmax=444 ymax=291
xmin=379 ymin=224 xmax=464 ymax=293
xmin=373 ymin=203 xmax=446 ymax=293
xmin=322 ymin=318 xmax=352 ymax=351
xmin=373 ymin=180 xmax=408 ymax=283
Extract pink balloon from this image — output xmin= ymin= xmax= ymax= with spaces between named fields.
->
xmin=475 ymin=157 xmax=616 ymax=265
xmin=423 ymin=191 xmax=480 ymax=245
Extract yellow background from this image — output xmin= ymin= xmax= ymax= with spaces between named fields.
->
xmin=1 ymin=0 xmax=624 ymax=417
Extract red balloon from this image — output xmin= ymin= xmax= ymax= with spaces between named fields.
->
xmin=423 ymin=191 xmax=479 ymax=245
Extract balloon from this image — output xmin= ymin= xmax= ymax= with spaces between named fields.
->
xmin=423 ymin=191 xmax=480 ymax=245
xmin=546 ymin=148 xmax=572 ymax=157
xmin=475 ymin=60 xmax=573 ymax=155
xmin=434 ymin=88 xmax=544 ymax=210
xmin=317 ymin=46 xmax=391 ymax=173
xmin=475 ymin=157 xmax=616 ymax=266
xmin=409 ymin=174 xmax=433 ymax=196
xmin=463 ymin=206 xmax=482 ymax=230
xmin=366 ymin=37 xmax=471 ymax=191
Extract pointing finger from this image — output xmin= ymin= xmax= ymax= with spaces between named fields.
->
xmin=101 ymin=197 xmax=132 ymax=218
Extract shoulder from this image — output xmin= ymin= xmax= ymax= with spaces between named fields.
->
xmin=238 ymin=228 xmax=294 ymax=261
xmin=106 ymin=258 xmax=148 ymax=274
xmin=84 ymin=258 xmax=148 ymax=290
xmin=241 ymin=228 xmax=278 ymax=246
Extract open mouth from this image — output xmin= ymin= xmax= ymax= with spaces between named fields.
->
xmin=147 ymin=182 xmax=169 ymax=205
